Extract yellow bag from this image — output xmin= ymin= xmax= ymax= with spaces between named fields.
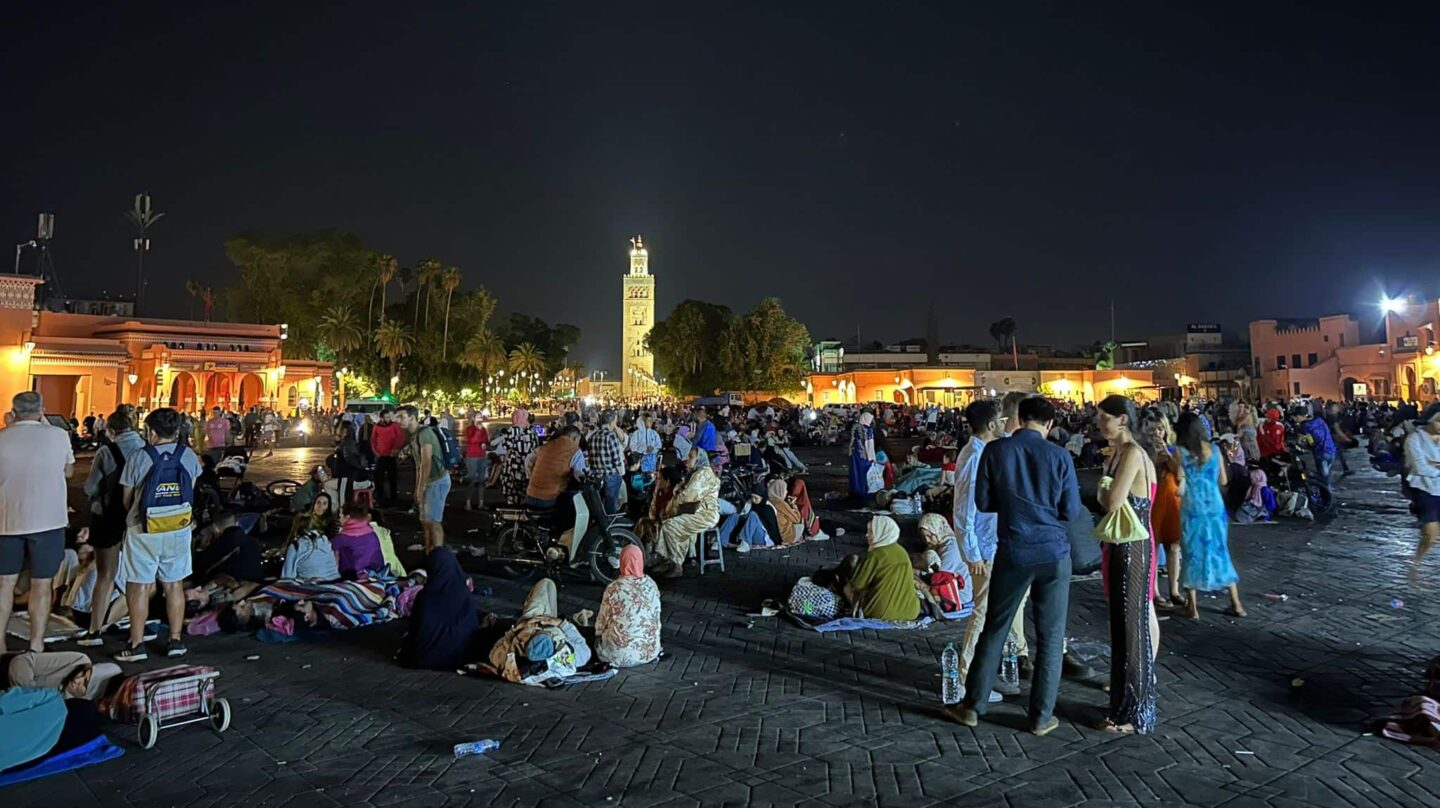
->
xmin=1093 ymin=477 xmax=1149 ymax=544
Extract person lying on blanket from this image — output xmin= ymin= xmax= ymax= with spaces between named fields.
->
xmin=487 ymin=579 xmax=592 ymax=686
xmin=841 ymin=515 xmax=920 ymax=621
xmin=0 ymin=652 xmax=110 ymax=775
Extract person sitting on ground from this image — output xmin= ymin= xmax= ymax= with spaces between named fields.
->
xmin=768 ymin=477 xmax=804 ymax=545
xmin=914 ymin=512 xmax=965 ymax=574
xmin=193 ymin=510 xmax=265 ymax=588
xmin=281 ymin=507 xmax=340 ymax=581
xmin=487 ymin=578 xmax=592 ymax=685
xmin=398 ymin=547 xmax=501 ymax=671
xmin=594 ymin=545 xmax=662 ymax=668
xmin=787 ymin=477 xmax=828 ymax=541
xmin=290 ymin=466 xmax=328 ymax=514
xmin=653 ymin=448 xmax=721 ymax=578
xmin=718 ymin=479 xmax=785 ymax=553
xmin=288 ymin=492 xmax=336 ymax=546
xmin=332 ymin=503 xmax=385 ymax=579
xmin=842 ymin=515 xmax=921 ymax=621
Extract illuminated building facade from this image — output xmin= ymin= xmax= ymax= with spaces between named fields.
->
xmin=621 ymin=235 xmax=655 ymax=398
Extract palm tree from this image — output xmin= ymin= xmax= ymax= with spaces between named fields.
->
xmin=199 ymin=285 xmax=216 ymax=322
xmin=318 ymin=304 xmax=365 ymax=359
xmin=126 ymin=193 xmax=165 ymax=315
xmin=460 ymin=329 xmax=507 ymax=393
xmin=508 ymin=342 xmax=546 ymax=393
xmin=368 ymin=254 xmax=397 ymax=329
xmin=375 ymin=319 xmax=415 ymax=393
xmin=440 ymin=266 xmax=462 ymax=360
xmin=415 ymin=258 xmax=441 ymax=328
xmin=185 ymin=279 xmax=200 ymax=319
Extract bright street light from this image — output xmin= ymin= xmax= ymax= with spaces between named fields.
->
xmin=1381 ymin=296 xmax=1405 ymax=315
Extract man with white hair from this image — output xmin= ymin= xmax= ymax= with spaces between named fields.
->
xmin=0 ymin=392 xmax=75 ymax=651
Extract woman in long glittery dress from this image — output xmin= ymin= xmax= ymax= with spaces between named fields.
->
xmin=1095 ymin=395 xmax=1159 ymax=735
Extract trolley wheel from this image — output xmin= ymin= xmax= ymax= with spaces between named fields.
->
xmin=211 ymin=697 xmax=232 ymax=733
xmin=138 ymin=714 xmax=159 ymax=749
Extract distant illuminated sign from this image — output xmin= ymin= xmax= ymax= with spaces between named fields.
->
xmin=1187 ymin=323 xmax=1221 ymax=333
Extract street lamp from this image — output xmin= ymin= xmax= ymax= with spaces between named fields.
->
xmin=1381 ymin=296 xmax=1406 ymax=315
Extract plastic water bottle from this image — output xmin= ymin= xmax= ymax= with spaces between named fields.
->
xmin=912 ymin=493 xmax=923 ymax=514
xmin=999 ymin=638 xmax=1019 ymax=690
xmin=453 ymin=739 xmax=501 ymax=758
xmin=940 ymin=642 xmax=961 ymax=704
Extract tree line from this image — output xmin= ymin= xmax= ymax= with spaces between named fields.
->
xmin=646 ymin=298 xmax=811 ymax=397
xmin=217 ymin=230 xmax=579 ymax=398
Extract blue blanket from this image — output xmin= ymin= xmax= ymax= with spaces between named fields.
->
xmin=894 ymin=467 xmax=941 ymax=494
xmin=0 ymin=736 xmax=123 ymax=787
xmin=788 ymin=614 xmax=935 ymax=632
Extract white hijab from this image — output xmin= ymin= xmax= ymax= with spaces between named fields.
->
xmin=867 ymin=515 xmax=900 ymax=549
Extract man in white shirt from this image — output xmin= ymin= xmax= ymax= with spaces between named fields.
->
xmin=627 ymin=412 xmax=662 ymax=473
xmin=950 ymin=399 xmax=1019 ymax=703
xmin=1406 ymin=404 xmax=1440 ymax=584
xmin=0 ymin=392 xmax=75 ymax=652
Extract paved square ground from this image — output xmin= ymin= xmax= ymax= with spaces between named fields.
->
xmin=9 ymin=446 xmax=1439 ymax=807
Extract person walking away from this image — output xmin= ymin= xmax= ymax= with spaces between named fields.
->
xmin=370 ymin=408 xmax=405 ymax=506
xmin=943 ymin=397 xmax=1081 ymax=737
xmin=78 ymin=409 xmax=146 ymax=644
xmin=951 ymin=399 xmax=1019 ymax=702
xmin=463 ymin=411 xmax=491 ymax=511
xmin=0 ymin=392 xmax=75 ymax=653
xmin=115 ymin=408 xmax=201 ymax=661
xmin=1404 ymin=404 xmax=1440 ymax=584
xmin=1174 ymin=411 xmax=1245 ymax=620
xmin=397 ymin=405 xmax=451 ymax=552
xmin=1094 ymin=395 xmax=1160 ymax=735
xmin=587 ymin=411 xmax=627 ymax=515
xmin=203 ymin=407 xmax=230 ymax=462
xmin=1325 ymin=401 xmax=1356 ymax=476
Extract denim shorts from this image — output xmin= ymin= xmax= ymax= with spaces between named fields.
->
xmin=422 ymin=474 xmax=452 ymax=523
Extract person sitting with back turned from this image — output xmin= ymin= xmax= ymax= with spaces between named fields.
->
xmin=332 ymin=503 xmax=385 ymax=578
xmin=842 ymin=515 xmax=921 ymax=621
xmin=944 ymin=396 xmax=1083 ymax=737
xmin=594 ymin=545 xmax=662 ymax=667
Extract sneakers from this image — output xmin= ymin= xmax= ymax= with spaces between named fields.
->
xmin=736 ymin=541 xmax=752 ymax=554
xmin=75 ymin=631 xmax=105 ymax=648
xmin=994 ymin=680 xmax=1021 ymax=696
xmin=941 ymin=704 xmax=979 ymax=727
xmin=165 ymin=639 xmax=188 ymax=658
xmin=114 ymin=644 xmax=148 ymax=663
xmin=1031 ymin=717 xmax=1060 ymax=737
xmin=809 ymin=531 xmax=830 ymax=542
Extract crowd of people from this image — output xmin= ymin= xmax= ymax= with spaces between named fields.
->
xmin=2 ymin=381 xmax=1434 ymax=774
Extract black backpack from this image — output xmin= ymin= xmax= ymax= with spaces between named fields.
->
xmin=93 ymin=443 xmax=128 ymax=534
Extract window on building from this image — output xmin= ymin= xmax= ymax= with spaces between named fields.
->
xmin=1340 ymin=333 xmax=1346 ymax=346
xmin=1291 ymin=354 xmax=1302 ymax=369
xmin=1307 ymin=353 xmax=1318 ymax=367
xmin=1294 ymin=382 xmax=1301 ymax=394
xmin=1323 ymin=335 xmax=1329 ymax=342
xmin=1253 ymin=356 xmax=1261 ymax=373
xmin=1276 ymin=355 xmax=1286 ymax=370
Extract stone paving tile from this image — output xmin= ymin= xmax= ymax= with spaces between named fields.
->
xmin=10 ymin=447 xmax=1440 ymax=808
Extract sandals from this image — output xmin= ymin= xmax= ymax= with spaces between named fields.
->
xmin=1096 ymin=719 xmax=1137 ymax=735
xmin=1224 ymin=606 xmax=1248 ymax=618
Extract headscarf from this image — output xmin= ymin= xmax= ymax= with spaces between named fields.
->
xmin=767 ymin=478 xmax=788 ymax=501
xmin=619 ymin=545 xmax=644 ymax=578
xmin=860 ymin=411 xmax=875 ymax=426
xmin=918 ymin=513 xmax=954 ymax=549
xmin=512 ymin=408 xmax=529 ymax=427
xmin=690 ymin=447 xmax=708 ymax=466
xmin=868 ymin=515 xmax=900 ymax=549
xmin=398 ymin=547 xmax=480 ymax=671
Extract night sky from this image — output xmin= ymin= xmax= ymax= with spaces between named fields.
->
xmin=4 ymin=2 xmax=1439 ymax=370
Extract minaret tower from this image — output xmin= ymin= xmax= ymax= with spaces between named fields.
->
xmin=621 ymin=235 xmax=655 ymax=399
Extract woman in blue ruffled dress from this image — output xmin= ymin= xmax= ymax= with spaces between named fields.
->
xmin=1175 ymin=412 xmax=1247 ymax=620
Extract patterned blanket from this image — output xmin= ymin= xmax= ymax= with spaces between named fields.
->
xmin=258 ymin=576 xmax=422 ymax=630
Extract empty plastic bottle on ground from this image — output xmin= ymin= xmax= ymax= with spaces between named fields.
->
xmin=941 ymin=642 xmax=961 ymax=704
xmin=1000 ymin=638 xmax=1020 ymax=690
xmin=453 ymin=739 xmax=501 ymax=758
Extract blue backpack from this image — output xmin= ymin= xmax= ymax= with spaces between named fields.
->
xmin=138 ymin=445 xmax=195 ymax=534
xmin=429 ymin=425 xmax=461 ymax=469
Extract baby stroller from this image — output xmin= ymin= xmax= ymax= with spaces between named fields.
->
xmin=215 ymin=446 xmax=252 ymax=498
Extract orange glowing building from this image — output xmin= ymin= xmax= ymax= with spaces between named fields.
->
xmin=0 ymin=275 xmax=332 ymax=418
